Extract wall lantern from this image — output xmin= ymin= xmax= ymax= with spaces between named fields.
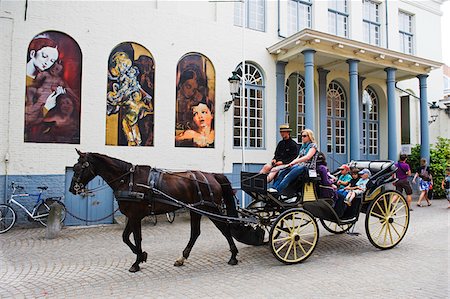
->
xmin=428 ymin=101 xmax=440 ymax=124
xmin=224 ymin=71 xmax=240 ymax=112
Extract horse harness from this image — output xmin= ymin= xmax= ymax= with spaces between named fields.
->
xmin=114 ymin=166 xmax=221 ymax=211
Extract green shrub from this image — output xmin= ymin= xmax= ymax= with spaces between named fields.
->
xmin=408 ymin=137 xmax=450 ymax=198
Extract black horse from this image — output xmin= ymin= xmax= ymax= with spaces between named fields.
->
xmin=69 ymin=150 xmax=239 ymax=272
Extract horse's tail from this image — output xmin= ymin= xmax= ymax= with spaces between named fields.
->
xmin=214 ymin=173 xmax=265 ymax=246
xmin=214 ymin=174 xmax=238 ymax=217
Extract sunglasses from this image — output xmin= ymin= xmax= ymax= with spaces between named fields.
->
xmin=301 ymin=135 xmax=308 ymax=138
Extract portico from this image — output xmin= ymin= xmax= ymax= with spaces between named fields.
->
xmin=268 ymin=29 xmax=442 ymax=169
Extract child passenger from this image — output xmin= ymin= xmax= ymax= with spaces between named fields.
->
xmin=337 ymin=168 xmax=359 ymax=199
xmin=344 ymin=168 xmax=371 ymax=206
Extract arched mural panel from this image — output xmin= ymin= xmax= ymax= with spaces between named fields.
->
xmin=106 ymin=42 xmax=155 ymax=146
xmin=175 ymin=53 xmax=215 ymax=148
xmin=24 ymin=31 xmax=82 ymax=144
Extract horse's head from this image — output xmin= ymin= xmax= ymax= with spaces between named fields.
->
xmin=69 ymin=149 xmax=97 ymax=195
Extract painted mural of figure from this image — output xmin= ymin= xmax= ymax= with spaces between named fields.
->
xmin=24 ymin=32 xmax=82 ymax=144
xmin=175 ymin=98 xmax=214 ymax=148
xmin=175 ymin=66 xmax=206 ymax=131
xmin=107 ymin=51 xmax=153 ymax=146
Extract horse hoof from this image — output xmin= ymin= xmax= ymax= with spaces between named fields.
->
xmin=129 ymin=265 xmax=140 ymax=272
xmin=228 ymin=258 xmax=238 ymax=266
xmin=141 ymin=251 xmax=148 ymax=263
xmin=174 ymin=260 xmax=184 ymax=267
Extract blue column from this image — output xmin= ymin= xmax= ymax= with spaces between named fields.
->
xmin=276 ymin=61 xmax=288 ymax=142
xmin=418 ymin=74 xmax=430 ymax=163
xmin=385 ymin=67 xmax=397 ymax=161
xmin=318 ymin=68 xmax=329 ymax=152
xmin=347 ymin=59 xmax=360 ymax=161
xmin=302 ymin=49 xmax=316 ymax=132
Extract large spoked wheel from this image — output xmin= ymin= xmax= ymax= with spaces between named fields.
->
xmin=36 ymin=199 xmax=67 ymax=227
xmin=269 ymin=208 xmax=319 ymax=264
xmin=320 ymin=219 xmax=354 ymax=234
xmin=365 ymin=191 xmax=409 ymax=250
xmin=0 ymin=204 xmax=17 ymax=233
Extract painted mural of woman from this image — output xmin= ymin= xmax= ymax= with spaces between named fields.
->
xmin=175 ymin=53 xmax=215 ymax=148
xmin=24 ymin=32 xmax=82 ymax=144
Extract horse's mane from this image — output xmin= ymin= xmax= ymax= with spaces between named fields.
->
xmin=88 ymin=152 xmax=133 ymax=173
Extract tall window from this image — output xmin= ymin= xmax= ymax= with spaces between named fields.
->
xmin=399 ymin=11 xmax=414 ymax=54
xmin=444 ymin=75 xmax=450 ymax=96
xmin=287 ymin=0 xmax=312 ymax=35
xmin=328 ymin=0 xmax=348 ymax=37
xmin=233 ymin=63 xmax=265 ymax=148
xmin=234 ymin=0 xmax=265 ymax=32
xmin=327 ymin=81 xmax=347 ymax=154
xmin=363 ymin=0 xmax=380 ymax=46
xmin=285 ymin=73 xmax=305 ymax=140
xmin=362 ymin=88 xmax=379 ymax=156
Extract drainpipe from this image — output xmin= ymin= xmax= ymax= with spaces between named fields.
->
xmin=385 ymin=0 xmax=389 ymax=48
xmin=1 ymin=15 xmax=14 ymax=202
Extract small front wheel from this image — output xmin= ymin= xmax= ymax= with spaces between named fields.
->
xmin=320 ymin=219 xmax=354 ymax=234
xmin=269 ymin=208 xmax=319 ymax=264
xmin=166 ymin=212 xmax=175 ymax=223
xmin=148 ymin=214 xmax=157 ymax=226
xmin=0 ymin=204 xmax=16 ymax=233
xmin=35 ymin=199 xmax=67 ymax=227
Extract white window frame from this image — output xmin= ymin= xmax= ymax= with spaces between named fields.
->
xmin=287 ymin=0 xmax=312 ymax=36
xmin=233 ymin=63 xmax=265 ymax=149
xmin=362 ymin=87 xmax=379 ymax=156
xmin=399 ymin=11 xmax=414 ymax=54
xmin=328 ymin=0 xmax=348 ymax=38
xmin=234 ymin=0 xmax=266 ymax=32
xmin=363 ymin=0 xmax=381 ymax=46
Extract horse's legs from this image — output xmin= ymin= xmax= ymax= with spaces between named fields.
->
xmin=174 ymin=211 xmax=201 ymax=266
xmin=128 ymin=219 xmax=147 ymax=273
xmin=122 ymin=220 xmax=137 ymax=254
xmin=210 ymin=219 xmax=239 ymax=265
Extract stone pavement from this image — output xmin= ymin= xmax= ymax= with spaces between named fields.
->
xmin=0 ymin=200 xmax=448 ymax=299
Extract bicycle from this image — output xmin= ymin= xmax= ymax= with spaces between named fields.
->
xmin=0 ymin=182 xmax=66 ymax=233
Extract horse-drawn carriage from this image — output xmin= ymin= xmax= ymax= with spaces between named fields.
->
xmin=69 ymin=151 xmax=409 ymax=272
xmin=238 ymin=160 xmax=410 ymax=264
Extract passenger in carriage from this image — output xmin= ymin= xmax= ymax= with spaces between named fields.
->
xmin=260 ymin=124 xmax=298 ymax=183
xmin=343 ymin=168 xmax=371 ymax=206
xmin=316 ymin=152 xmax=337 ymax=202
xmin=335 ymin=164 xmax=352 ymax=190
xmin=269 ymin=129 xmax=318 ymax=196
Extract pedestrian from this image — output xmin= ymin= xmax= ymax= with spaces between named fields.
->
xmin=394 ymin=154 xmax=413 ymax=210
xmin=260 ymin=124 xmax=298 ymax=183
xmin=412 ymin=158 xmax=432 ymax=207
xmin=441 ymin=167 xmax=450 ymax=209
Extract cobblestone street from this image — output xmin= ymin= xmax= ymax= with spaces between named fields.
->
xmin=1 ymin=200 xmax=448 ymax=298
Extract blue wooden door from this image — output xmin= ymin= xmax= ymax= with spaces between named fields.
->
xmin=64 ymin=168 xmax=114 ymax=226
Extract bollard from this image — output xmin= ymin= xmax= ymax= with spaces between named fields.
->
xmin=46 ymin=203 xmax=62 ymax=239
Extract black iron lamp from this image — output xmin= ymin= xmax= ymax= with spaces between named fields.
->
xmin=225 ymin=71 xmax=240 ymax=112
xmin=428 ymin=101 xmax=439 ymax=124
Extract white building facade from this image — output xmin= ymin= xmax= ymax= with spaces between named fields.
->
xmin=0 ymin=0 xmax=447 ymax=215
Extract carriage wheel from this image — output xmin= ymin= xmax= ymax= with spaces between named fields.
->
xmin=365 ymin=191 xmax=409 ymax=250
xmin=269 ymin=208 xmax=319 ymax=264
xmin=319 ymin=219 xmax=354 ymax=234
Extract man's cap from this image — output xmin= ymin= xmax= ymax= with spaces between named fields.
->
xmin=358 ymin=168 xmax=371 ymax=176
xmin=339 ymin=164 xmax=350 ymax=171
xmin=279 ymin=124 xmax=292 ymax=132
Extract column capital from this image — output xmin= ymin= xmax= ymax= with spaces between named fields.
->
xmin=317 ymin=67 xmax=330 ymax=76
xmin=417 ymin=74 xmax=429 ymax=80
xmin=301 ymin=49 xmax=316 ymax=55
xmin=384 ymin=67 xmax=397 ymax=73
xmin=346 ymin=59 xmax=360 ymax=64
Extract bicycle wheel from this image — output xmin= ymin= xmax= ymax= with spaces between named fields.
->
xmin=35 ymin=199 xmax=67 ymax=227
xmin=166 ymin=212 xmax=175 ymax=223
xmin=0 ymin=204 xmax=16 ymax=233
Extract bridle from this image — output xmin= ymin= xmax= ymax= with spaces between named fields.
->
xmin=72 ymin=160 xmax=96 ymax=194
